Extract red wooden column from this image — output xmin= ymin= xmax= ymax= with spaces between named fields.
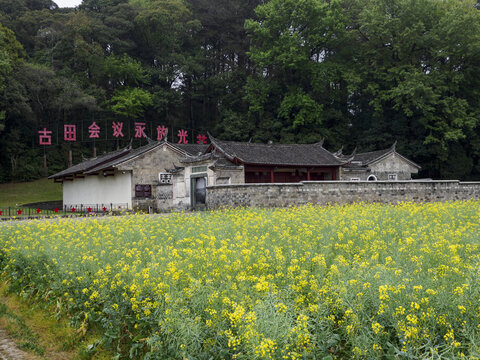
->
xmin=270 ymin=169 xmax=275 ymax=183
xmin=332 ymin=168 xmax=337 ymax=180
xmin=307 ymin=169 xmax=311 ymax=181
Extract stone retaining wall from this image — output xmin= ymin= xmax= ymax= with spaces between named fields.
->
xmin=206 ymin=181 xmax=480 ymax=209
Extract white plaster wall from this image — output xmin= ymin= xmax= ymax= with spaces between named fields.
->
xmin=171 ymin=161 xmax=216 ymax=209
xmin=370 ymin=153 xmax=418 ymax=174
xmin=63 ymin=171 xmax=132 ymax=208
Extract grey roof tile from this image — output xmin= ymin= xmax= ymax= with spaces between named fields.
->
xmin=209 ymin=136 xmax=344 ymax=166
xmin=172 ymin=143 xmax=209 ymax=156
xmin=85 ymin=142 xmax=161 ymax=174
xmin=48 ymin=148 xmax=130 ymax=179
xmin=352 ymin=148 xmax=393 ymax=165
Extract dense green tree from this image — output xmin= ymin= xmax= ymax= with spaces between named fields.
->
xmin=245 ymin=0 xmax=480 ymax=177
xmin=350 ymin=0 xmax=480 ymax=177
xmin=109 ymin=87 xmax=153 ymax=119
xmin=104 ymin=54 xmax=148 ymax=90
xmin=80 ymin=0 xmax=138 ymax=55
xmin=186 ymin=0 xmax=261 ymax=136
xmin=1 ymin=0 xmax=480 ymax=181
xmin=244 ymin=0 xmax=356 ymax=144
xmin=0 ymin=23 xmax=24 ymax=132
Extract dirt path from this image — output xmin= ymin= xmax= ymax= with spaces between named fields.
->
xmin=0 ymin=329 xmax=37 ymax=360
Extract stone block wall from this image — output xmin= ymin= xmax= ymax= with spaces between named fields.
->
xmin=206 ymin=181 xmax=480 ymax=209
xmin=117 ymin=143 xmax=188 ymax=211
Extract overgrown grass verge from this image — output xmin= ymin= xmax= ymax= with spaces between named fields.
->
xmin=0 ymin=281 xmax=112 ymax=359
xmin=0 ymin=297 xmax=44 ymax=359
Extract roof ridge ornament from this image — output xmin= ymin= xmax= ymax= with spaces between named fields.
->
xmin=343 ymin=147 xmax=357 ymax=164
xmin=207 ymin=132 xmax=237 ymax=162
xmin=392 ymin=140 xmax=397 ymax=151
xmin=333 ymin=146 xmax=343 ymax=156
xmin=314 ymin=138 xmax=325 ymax=147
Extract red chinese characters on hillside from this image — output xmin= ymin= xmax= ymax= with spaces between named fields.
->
xmin=38 ymin=124 xmax=208 ymax=145
xmin=64 ymin=125 xmax=76 ymax=141
xmin=89 ymin=122 xmax=101 ymax=138
xmin=157 ymin=125 xmax=167 ymax=141
xmin=177 ymin=129 xmax=188 ymax=144
xmin=112 ymin=122 xmax=124 ymax=138
xmin=38 ymin=128 xmax=52 ymax=145
xmin=197 ymin=134 xmax=207 ymax=144
xmin=134 ymin=122 xmax=147 ymax=138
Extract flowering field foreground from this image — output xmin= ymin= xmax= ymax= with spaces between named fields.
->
xmin=1 ymin=202 xmax=480 ymax=359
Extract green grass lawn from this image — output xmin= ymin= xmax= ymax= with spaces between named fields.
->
xmin=0 ymin=178 xmax=62 ymax=207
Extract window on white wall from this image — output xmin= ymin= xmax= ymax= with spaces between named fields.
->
xmin=388 ymin=173 xmax=398 ymax=180
xmin=135 ymin=184 xmax=152 ymax=198
xmin=350 ymin=177 xmax=360 ymax=181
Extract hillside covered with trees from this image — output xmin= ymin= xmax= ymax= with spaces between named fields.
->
xmin=1 ymin=0 xmax=480 ymax=181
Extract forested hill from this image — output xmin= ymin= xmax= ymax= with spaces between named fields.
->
xmin=1 ymin=0 xmax=480 ymax=181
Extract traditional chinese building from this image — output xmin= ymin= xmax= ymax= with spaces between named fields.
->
xmin=50 ymin=135 xmax=420 ymax=211
xmin=209 ymin=136 xmax=349 ymax=181
xmin=168 ymin=136 xmax=421 ymax=209
xmin=49 ymin=140 xmax=207 ymax=211
xmin=168 ymin=135 xmax=351 ymax=208
xmin=336 ymin=142 xmax=421 ymax=181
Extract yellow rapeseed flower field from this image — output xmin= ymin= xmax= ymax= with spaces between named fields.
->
xmin=1 ymin=201 xmax=480 ymax=359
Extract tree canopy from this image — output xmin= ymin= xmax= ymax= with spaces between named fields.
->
xmin=0 ymin=0 xmax=479 ymax=181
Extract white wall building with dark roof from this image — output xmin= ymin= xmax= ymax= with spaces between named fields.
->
xmin=338 ymin=142 xmax=421 ymax=181
xmin=49 ymin=140 xmax=207 ymax=211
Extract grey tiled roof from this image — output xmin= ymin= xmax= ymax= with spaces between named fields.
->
xmin=180 ymin=152 xmax=215 ymax=164
xmin=48 ymin=148 xmax=130 ymax=179
xmin=209 ymin=136 xmax=344 ymax=166
xmin=352 ymin=148 xmax=393 ymax=165
xmin=85 ymin=142 xmax=162 ymax=174
xmin=172 ymin=143 xmax=209 ymax=156
xmin=343 ymin=143 xmax=420 ymax=169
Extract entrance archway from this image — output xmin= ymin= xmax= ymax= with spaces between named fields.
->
xmin=190 ymin=175 xmax=207 ymax=209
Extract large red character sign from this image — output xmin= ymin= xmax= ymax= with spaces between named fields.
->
xmin=112 ymin=121 xmax=124 ymax=138
xmin=89 ymin=122 xmax=101 ymax=138
xmin=157 ymin=125 xmax=167 ymax=141
xmin=64 ymin=125 xmax=76 ymax=141
xmin=178 ymin=129 xmax=188 ymax=144
xmin=38 ymin=123 xmax=210 ymax=145
xmin=134 ymin=122 xmax=147 ymax=138
xmin=38 ymin=128 xmax=52 ymax=145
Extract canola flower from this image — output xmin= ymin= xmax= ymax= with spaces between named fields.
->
xmin=0 ymin=201 xmax=480 ymax=359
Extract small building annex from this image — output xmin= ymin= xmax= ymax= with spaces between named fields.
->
xmin=49 ymin=140 xmax=207 ymax=211
xmin=336 ymin=142 xmax=421 ymax=181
